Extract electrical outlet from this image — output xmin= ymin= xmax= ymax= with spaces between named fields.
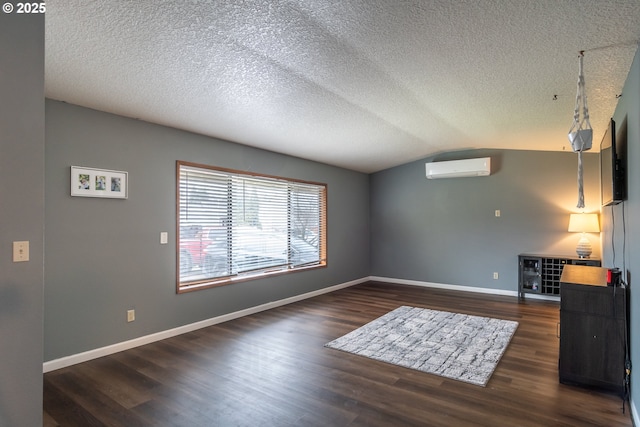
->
xmin=493 ymin=272 xmax=499 ymax=280
xmin=127 ymin=309 xmax=135 ymax=323
xmin=495 ymin=210 xmax=501 ymax=217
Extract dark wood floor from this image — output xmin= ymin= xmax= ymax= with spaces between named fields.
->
xmin=43 ymin=281 xmax=633 ymax=426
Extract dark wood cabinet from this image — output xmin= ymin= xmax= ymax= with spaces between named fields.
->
xmin=559 ymin=265 xmax=627 ymax=395
xmin=518 ymin=254 xmax=600 ymax=299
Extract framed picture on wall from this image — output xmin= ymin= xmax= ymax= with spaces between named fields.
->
xmin=70 ymin=166 xmax=128 ymax=199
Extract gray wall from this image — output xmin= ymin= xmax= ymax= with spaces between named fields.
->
xmin=45 ymin=100 xmax=370 ymax=361
xmin=0 ymin=13 xmax=45 ymax=427
xmin=370 ymin=149 xmax=600 ymax=290
xmin=606 ymin=46 xmax=639 ymax=419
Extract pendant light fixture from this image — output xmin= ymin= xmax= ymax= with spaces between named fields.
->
xmin=568 ymin=51 xmax=592 ymax=209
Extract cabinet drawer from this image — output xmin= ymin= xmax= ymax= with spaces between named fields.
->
xmin=561 ymin=284 xmax=625 ymax=319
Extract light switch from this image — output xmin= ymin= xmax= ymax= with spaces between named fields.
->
xmin=160 ymin=232 xmax=168 ymax=245
xmin=13 ymin=241 xmax=29 ymax=262
xmin=495 ymin=210 xmax=501 ymax=217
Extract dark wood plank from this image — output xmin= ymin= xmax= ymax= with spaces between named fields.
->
xmin=43 ymin=281 xmax=633 ymax=426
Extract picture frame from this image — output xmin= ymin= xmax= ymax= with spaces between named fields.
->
xmin=70 ymin=166 xmax=128 ymax=199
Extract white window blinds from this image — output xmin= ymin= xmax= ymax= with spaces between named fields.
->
xmin=177 ymin=162 xmax=326 ymax=291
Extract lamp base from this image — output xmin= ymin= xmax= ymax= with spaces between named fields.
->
xmin=575 ymin=234 xmax=592 ymax=258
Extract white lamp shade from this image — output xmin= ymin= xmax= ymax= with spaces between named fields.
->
xmin=568 ymin=213 xmax=600 ymax=233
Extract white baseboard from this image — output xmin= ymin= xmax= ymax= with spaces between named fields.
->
xmin=43 ymin=277 xmax=369 ymax=373
xmin=42 ymin=276 xmax=559 ymax=372
xmin=631 ymin=397 xmax=639 ymax=426
xmin=369 ymin=276 xmax=560 ymax=301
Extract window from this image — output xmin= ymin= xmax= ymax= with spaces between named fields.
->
xmin=177 ymin=161 xmax=327 ymax=292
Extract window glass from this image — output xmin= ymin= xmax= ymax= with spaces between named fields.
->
xmin=177 ymin=161 xmax=327 ymax=292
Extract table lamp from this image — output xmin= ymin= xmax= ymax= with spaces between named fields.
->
xmin=568 ymin=213 xmax=600 ymax=258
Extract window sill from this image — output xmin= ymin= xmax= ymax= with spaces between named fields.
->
xmin=177 ymin=262 xmax=327 ymax=294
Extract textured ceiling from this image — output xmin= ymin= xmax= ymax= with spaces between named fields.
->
xmin=45 ymin=1 xmax=640 ymax=173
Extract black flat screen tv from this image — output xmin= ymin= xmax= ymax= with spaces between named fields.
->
xmin=600 ymin=118 xmax=625 ymax=206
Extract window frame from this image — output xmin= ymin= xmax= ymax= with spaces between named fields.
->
xmin=176 ymin=161 xmax=327 ymax=293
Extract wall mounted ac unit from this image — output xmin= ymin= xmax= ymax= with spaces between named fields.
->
xmin=425 ymin=157 xmax=491 ymax=179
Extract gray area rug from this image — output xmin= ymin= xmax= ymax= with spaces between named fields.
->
xmin=325 ymin=306 xmax=518 ymax=386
